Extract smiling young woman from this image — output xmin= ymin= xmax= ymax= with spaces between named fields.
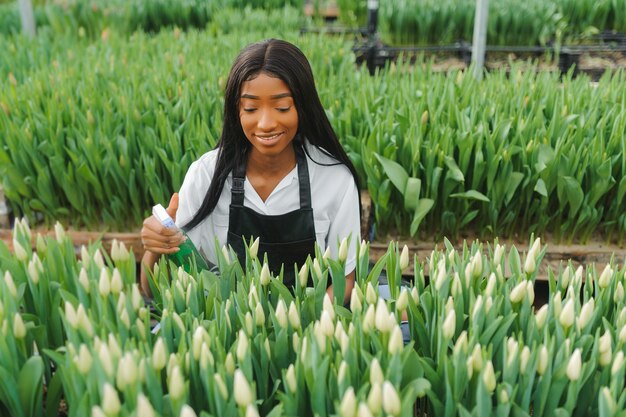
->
xmin=140 ymin=39 xmax=361 ymax=303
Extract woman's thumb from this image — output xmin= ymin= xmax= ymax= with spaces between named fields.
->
xmin=166 ymin=193 xmax=179 ymax=221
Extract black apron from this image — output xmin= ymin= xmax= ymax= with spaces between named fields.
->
xmin=227 ymin=143 xmax=316 ymax=287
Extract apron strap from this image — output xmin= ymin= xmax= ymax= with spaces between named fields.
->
xmin=230 ymin=142 xmax=312 ymax=209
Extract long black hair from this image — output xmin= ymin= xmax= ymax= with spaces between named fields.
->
xmin=182 ymin=39 xmax=360 ymax=232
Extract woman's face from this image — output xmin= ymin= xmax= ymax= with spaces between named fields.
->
xmin=239 ymin=72 xmax=299 ymax=160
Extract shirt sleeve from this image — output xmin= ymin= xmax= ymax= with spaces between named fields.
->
xmin=327 ymin=177 xmax=361 ymax=275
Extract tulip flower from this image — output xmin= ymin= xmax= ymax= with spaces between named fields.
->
xmin=274 ymin=300 xmax=288 ymax=328
xmin=338 ymin=237 xmax=349 ymax=263
xmin=483 ymin=361 xmax=496 ymax=392
xmin=493 ymin=244 xmax=505 ymax=265
xmin=117 ymin=352 xmax=138 ymax=389
xmin=91 ymin=406 xmax=106 ymax=417
xmin=4 ymin=272 xmax=17 ymax=298
xmin=537 ymin=345 xmax=549 ymax=375
xmin=313 ymin=258 xmax=323 ymax=278
xmin=237 ymin=330 xmax=249 ymax=362
xmin=471 ymin=344 xmax=483 ymax=372
xmin=245 ymin=405 xmax=259 ymax=417
xmin=370 ymin=358 xmax=384 ymax=385
xmin=35 ymin=233 xmax=46 ymax=254
xmin=323 ymin=294 xmax=336 ymax=321
xmin=298 ymin=263 xmax=308 ymax=288
xmin=320 ymin=311 xmax=334 ymax=337
xmin=519 ymin=346 xmax=530 ymax=374
xmin=13 ymin=313 xmax=26 ymax=339
xmin=375 ymin=299 xmax=394 ymax=333
xmin=598 ymin=264 xmax=613 ymax=289
xmin=611 ymin=351 xmax=624 ymax=376
xmin=367 ymin=383 xmax=382 ymax=414
xmin=285 ymin=364 xmax=297 ymax=393
xmin=225 ymin=353 xmax=235 ymax=374
xmin=98 ymin=268 xmax=111 ymax=297
xmin=362 ymin=305 xmax=375 ymax=333
xmin=234 ymin=369 xmax=254 ymax=407
xmin=358 ymin=403 xmax=374 ymax=417
xmin=388 ymin=325 xmax=404 ymax=354
xmin=509 ymin=281 xmax=527 ymax=304
xmin=75 ymin=344 xmax=92 ymax=375
xmin=382 ymin=381 xmax=401 ymax=416
xmin=399 ymin=245 xmax=409 ymax=270
xmin=578 ymin=299 xmax=594 ymax=330
xmin=339 ymin=387 xmax=356 ymax=417
xmin=615 ymin=282 xmax=625 ymax=303
xmin=249 ymin=237 xmax=259 ymax=260
xmin=350 ymin=288 xmax=362 ymax=312
xmin=365 ymin=282 xmax=377 ymax=304
xmin=169 ymin=365 xmax=185 ymax=400
xmin=566 ymin=349 xmax=582 ymax=381
xmin=153 ymin=338 xmax=167 ymax=371
xmin=180 ymin=405 xmax=198 ymax=417
xmin=214 ymin=373 xmax=228 ymax=399
xmin=442 ymin=309 xmax=456 ymax=339
xmin=411 ymin=287 xmax=419 ymax=305
xmin=396 ymin=288 xmax=409 ymax=312
xmin=259 ymin=263 xmax=271 ymax=286
xmin=221 ymin=246 xmax=231 ymax=265
xmin=559 ymin=298 xmax=575 ymax=329
xmin=102 ymin=384 xmax=121 ymax=416
xmin=136 ymin=394 xmax=156 ymax=417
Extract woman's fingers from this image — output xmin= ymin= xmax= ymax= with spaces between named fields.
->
xmin=141 ymin=215 xmax=186 ymax=254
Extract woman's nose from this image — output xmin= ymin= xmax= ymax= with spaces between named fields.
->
xmin=257 ymin=109 xmax=277 ymax=130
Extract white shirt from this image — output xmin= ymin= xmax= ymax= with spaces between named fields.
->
xmin=176 ymin=140 xmax=361 ymax=275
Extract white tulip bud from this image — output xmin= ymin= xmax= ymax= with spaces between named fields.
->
xmin=152 ymin=338 xmax=167 ymax=371
xmin=339 ymin=387 xmax=356 ymax=417
xmin=75 ymin=344 xmax=92 ymax=375
xmin=399 ymin=245 xmax=409 ymax=270
xmin=136 ymin=394 xmax=156 ymax=417
xmin=483 ymin=361 xmax=496 ymax=392
xmin=225 ymin=353 xmax=235 ymax=374
xmin=451 ymin=273 xmax=462 ymax=296
xmin=249 ymin=237 xmax=259 ymax=260
xmin=472 ymin=295 xmax=484 ymax=323
xmin=323 ymin=294 xmax=336 ymax=321
xmin=388 ymin=325 xmax=404 ymax=354
xmin=298 ymin=263 xmax=309 ymax=288
xmin=526 ymin=281 xmax=535 ymax=305
xmin=98 ymin=344 xmax=114 ymax=377
xmin=237 ymin=330 xmax=249 ymax=362
xmin=322 ymin=247 xmax=331 ymax=261
xmin=13 ymin=239 xmax=28 ymax=262
xmin=4 ymin=271 xmax=17 ymax=298
xmin=35 ymin=234 xmax=46 ymax=254
xmin=493 ymin=244 xmax=505 ymax=265
xmin=566 ymin=349 xmax=582 ymax=381
xmin=537 ymin=345 xmax=549 ymax=375
xmin=110 ymin=268 xmax=123 ymax=295
xmin=382 ymin=381 xmax=401 ymax=416
xmin=615 ymin=282 xmax=625 ymax=303
xmin=214 ymin=373 xmax=228 ymax=399
xmin=471 ymin=252 xmax=482 ymax=278
xmin=436 ymin=260 xmax=447 ymax=291
xmin=131 ymin=284 xmax=142 ymax=311
xmin=367 ymin=383 xmax=382 ymax=414
xmin=98 ymin=268 xmax=111 ymax=297
xmin=260 ymin=263 xmax=271 ymax=286
xmin=350 ymin=288 xmax=362 ymax=312
xmin=93 ymin=249 xmax=105 ymax=269
xmin=524 ymin=250 xmax=536 ymax=274
xmin=442 ymin=309 xmax=456 ymax=339
xmin=200 ymin=343 xmax=213 ymax=370
xmin=369 ymin=358 xmax=384 ymax=385
xmin=254 ymin=303 xmax=265 ymax=327
xmin=245 ymin=405 xmax=259 ymax=417
xmin=285 ymin=364 xmax=297 ymax=393
xmin=27 ymin=257 xmax=40 ymax=284
xmin=485 ymin=273 xmax=496 ymax=297
xmin=244 ymin=312 xmax=253 ymax=336
xmin=559 ymin=298 xmax=575 ymax=329
xmin=221 ymin=246 xmax=231 ymax=265
xmin=91 ymin=406 xmax=106 ymax=417
xmin=578 ymin=298 xmax=594 ymax=330
xmin=13 ymin=313 xmax=26 ymax=339
xmin=509 ymin=281 xmax=527 ymax=304
xmin=320 ymin=310 xmax=334 ymax=337
xmin=519 ymin=346 xmax=530 ymax=374
xmin=471 ymin=344 xmax=483 ymax=372
xmin=234 ymin=369 xmax=254 ymax=407
xmin=168 ymin=365 xmax=185 ymax=400
xmin=535 ymin=304 xmax=548 ymax=330
xmin=357 ymin=403 xmax=374 ymax=417
xmin=453 ymin=331 xmax=468 ymax=357
xmin=375 ymin=299 xmax=394 ymax=333
xmin=411 ymin=286 xmax=419 ymax=305
xmin=180 ymin=405 xmax=198 ymax=417
xmin=619 ymin=324 xmax=626 ymax=344
xmin=288 ymin=302 xmax=300 ymax=330
xmin=362 ymin=304 xmax=375 ymax=333
xmin=275 ymin=299 xmax=288 ymax=328
xmin=499 ymin=388 xmax=510 ymax=404
xmin=65 ymin=301 xmax=79 ymax=328
xmin=561 ymin=266 xmax=572 ymax=289
xmin=599 ymin=331 xmax=612 ymax=354
xmin=612 ymin=351 xmax=624 ymax=375
xmin=338 ymin=238 xmax=349 ymax=263
xmin=78 ymin=268 xmax=90 ymax=293
xmin=396 ymin=288 xmax=409 ymax=312
xmin=598 ymin=265 xmax=613 ymax=289
xmin=365 ymin=282 xmax=377 ymax=304
xmin=600 ymin=349 xmax=613 ymax=367
xmin=313 ymin=258 xmax=323 ymax=278
xmin=101 ymin=384 xmax=121 ymax=416
xmin=117 ymin=352 xmax=138 ymax=389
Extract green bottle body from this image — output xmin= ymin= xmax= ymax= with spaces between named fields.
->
xmin=168 ymin=232 xmax=209 ymax=273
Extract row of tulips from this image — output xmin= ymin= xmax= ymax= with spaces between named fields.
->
xmin=2 ymin=218 xmax=626 ymax=416
xmin=0 ymin=0 xmax=303 ymax=36
xmin=2 ymin=28 xmax=625 ymax=242
xmin=378 ymin=0 xmax=626 ymax=46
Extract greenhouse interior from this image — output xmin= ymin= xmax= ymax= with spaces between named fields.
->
xmin=1 ymin=0 xmax=626 ymax=416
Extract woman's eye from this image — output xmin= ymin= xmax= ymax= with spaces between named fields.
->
xmin=243 ymin=108 xmax=256 ymax=112
xmin=277 ymin=107 xmax=291 ymax=113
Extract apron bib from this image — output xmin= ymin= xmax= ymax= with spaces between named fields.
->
xmin=227 ymin=143 xmax=316 ymax=287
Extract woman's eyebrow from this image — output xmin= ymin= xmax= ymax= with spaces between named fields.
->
xmin=240 ymin=93 xmax=292 ymax=99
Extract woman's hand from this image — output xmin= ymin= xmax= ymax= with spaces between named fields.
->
xmin=140 ymin=193 xmax=186 ymax=255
